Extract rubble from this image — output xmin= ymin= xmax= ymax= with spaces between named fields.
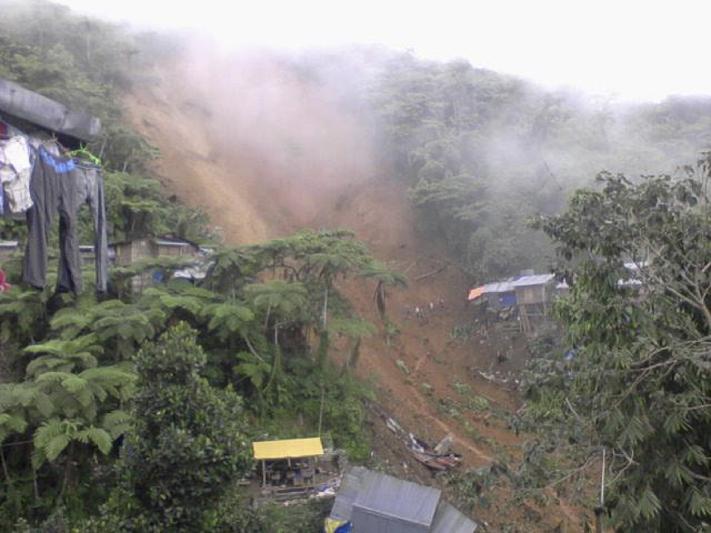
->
xmin=369 ymin=401 xmax=462 ymax=473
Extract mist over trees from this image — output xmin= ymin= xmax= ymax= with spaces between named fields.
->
xmin=367 ymin=53 xmax=711 ymax=280
xmin=0 ymin=0 xmax=709 ymax=530
xmin=525 ymin=170 xmax=710 ymax=531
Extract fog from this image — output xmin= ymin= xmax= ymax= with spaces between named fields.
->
xmin=58 ymin=0 xmax=711 ymax=102
xmin=7 ymin=0 xmax=710 ymax=260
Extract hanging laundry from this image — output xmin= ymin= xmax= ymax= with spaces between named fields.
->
xmin=0 ymin=269 xmax=10 ymax=292
xmin=22 ymin=147 xmax=109 ymax=294
xmin=63 ymin=160 xmax=109 ymax=293
xmin=0 ymin=135 xmax=34 ymax=215
xmin=23 ymin=146 xmax=72 ymax=290
xmin=27 ymin=135 xmax=61 ymax=157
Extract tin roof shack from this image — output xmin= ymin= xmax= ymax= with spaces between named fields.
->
xmin=511 ymin=273 xmax=555 ymax=335
xmin=0 ymin=77 xmax=101 ymax=146
xmin=252 ymin=437 xmax=324 ymax=497
xmin=329 ymin=467 xmax=477 ymax=533
xmin=111 ymin=237 xmax=202 ymax=294
xmin=483 ymin=281 xmax=517 ymax=310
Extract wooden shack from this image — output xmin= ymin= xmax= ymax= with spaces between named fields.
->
xmin=110 ymin=237 xmax=201 ymax=294
xmin=252 ymin=437 xmax=324 ymax=490
xmin=511 ymin=274 xmax=555 ymax=334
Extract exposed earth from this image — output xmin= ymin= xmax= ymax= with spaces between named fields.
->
xmin=124 ymin=50 xmax=587 ymax=531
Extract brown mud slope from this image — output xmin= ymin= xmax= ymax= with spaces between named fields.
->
xmin=125 ymin=50 xmax=584 ymax=531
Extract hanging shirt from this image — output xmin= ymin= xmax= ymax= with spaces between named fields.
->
xmin=0 ymin=136 xmax=34 ymax=214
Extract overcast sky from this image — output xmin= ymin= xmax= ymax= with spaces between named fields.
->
xmin=59 ymin=0 xmax=709 ymax=101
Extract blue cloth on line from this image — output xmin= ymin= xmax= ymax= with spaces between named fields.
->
xmin=39 ymin=147 xmax=75 ymax=173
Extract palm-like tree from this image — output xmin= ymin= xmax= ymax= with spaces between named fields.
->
xmin=359 ymin=260 xmax=408 ymax=320
xmin=244 ymin=280 xmax=308 ymax=401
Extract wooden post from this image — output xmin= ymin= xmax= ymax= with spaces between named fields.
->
xmin=595 ymin=448 xmax=606 ymax=533
xmin=318 ymin=383 xmax=325 ymax=436
xmin=262 ymin=460 xmax=266 ymax=487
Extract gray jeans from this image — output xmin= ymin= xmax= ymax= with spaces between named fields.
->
xmin=23 ymin=149 xmax=108 ymax=294
xmin=65 ymin=163 xmax=108 ymax=294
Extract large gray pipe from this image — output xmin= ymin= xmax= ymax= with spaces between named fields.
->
xmin=0 ymin=78 xmax=101 ymax=141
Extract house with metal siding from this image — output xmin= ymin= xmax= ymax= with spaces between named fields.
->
xmin=329 ymin=467 xmax=477 ymax=533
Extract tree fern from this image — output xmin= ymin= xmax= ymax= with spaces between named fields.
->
xmin=203 ymin=302 xmax=255 ymax=341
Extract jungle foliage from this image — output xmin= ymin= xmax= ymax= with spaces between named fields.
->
xmin=369 ymin=53 xmax=711 ymax=282
xmin=522 ymin=165 xmax=710 ymax=531
xmin=0 ymin=227 xmax=394 ymax=529
xmin=0 ymin=3 xmax=400 ymax=529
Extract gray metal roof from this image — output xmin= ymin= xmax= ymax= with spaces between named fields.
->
xmin=431 ymin=502 xmax=478 ymax=533
xmin=482 ymin=281 xmax=515 ymax=293
xmin=510 ymin=274 xmax=555 ymax=287
xmin=332 ymin=467 xmax=441 ymax=532
xmin=330 ymin=469 xmax=363 ymax=521
xmin=331 ymin=467 xmax=479 ymax=533
xmin=0 ymin=78 xmax=101 ymax=141
xmin=352 ymin=468 xmax=441 ymax=527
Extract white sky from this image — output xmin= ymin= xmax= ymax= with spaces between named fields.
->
xmin=59 ymin=0 xmax=711 ymax=101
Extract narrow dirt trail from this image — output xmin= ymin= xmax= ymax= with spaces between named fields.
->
xmin=124 ymin=50 xmax=583 ymax=531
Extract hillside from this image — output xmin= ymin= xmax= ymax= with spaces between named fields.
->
xmin=124 ymin=50 xmax=581 ymax=530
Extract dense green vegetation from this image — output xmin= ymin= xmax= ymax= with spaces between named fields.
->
xmin=369 ymin=53 xmax=711 ymax=281
xmin=0 ymin=1 xmax=709 ymax=530
xmin=522 ymin=168 xmax=710 ymax=531
xmin=0 ymin=3 xmax=392 ymax=529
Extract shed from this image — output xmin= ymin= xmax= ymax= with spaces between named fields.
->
xmin=111 ymin=237 xmax=201 ymax=266
xmin=110 ymin=237 xmax=202 ymax=293
xmin=330 ymin=467 xmax=477 ymax=533
xmin=252 ymin=437 xmax=324 ymax=487
xmin=482 ymin=281 xmax=516 ymax=309
xmin=154 ymin=237 xmax=200 ymax=258
xmin=252 ymin=437 xmax=324 ymax=461
xmin=111 ymin=238 xmax=153 ymax=267
xmin=351 ymin=468 xmax=440 ymax=533
xmin=511 ymin=274 xmax=555 ymax=305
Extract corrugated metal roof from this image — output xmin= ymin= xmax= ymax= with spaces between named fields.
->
xmin=482 ymin=281 xmax=515 ymax=293
xmin=330 ymin=467 xmax=478 ymax=533
xmin=330 ymin=469 xmax=363 ymax=521
xmin=431 ymin=502 xmax=478 ymax=533
xmin=252 ymin=437 xmax=323 ymax=460
xmin=511 ymin=274 xmax=555 ymax=287
xmin=154 ymin=239 xmax=193 ymax=247
xmin=351 ymin=468 xmax=441 ymax=529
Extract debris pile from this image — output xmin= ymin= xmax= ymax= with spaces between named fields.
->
xmin=372 ymin=402 xmax=462 ymax=472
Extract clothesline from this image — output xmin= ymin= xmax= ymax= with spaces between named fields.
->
xmin=0 ymin=117 xmax=109 ymax=294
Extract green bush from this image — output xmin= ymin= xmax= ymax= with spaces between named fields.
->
xmin=121 ymin=323 xmax=252 ymax=530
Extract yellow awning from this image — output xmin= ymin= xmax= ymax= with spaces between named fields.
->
xmin=252 ymin=437 xmax=324 ymax=460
